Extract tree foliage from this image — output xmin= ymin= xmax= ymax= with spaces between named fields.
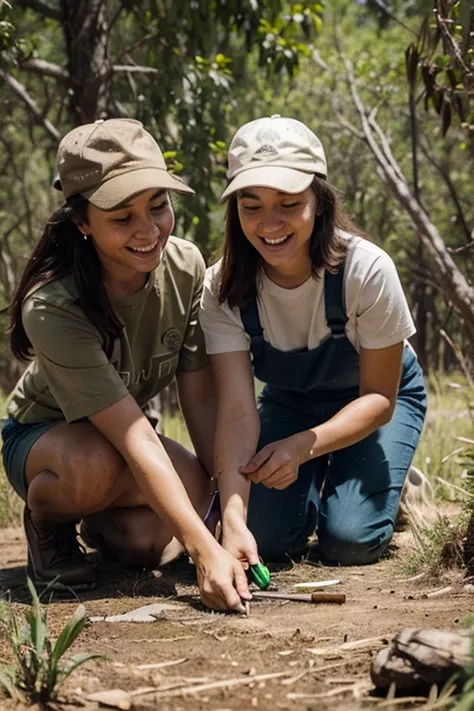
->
xmin=0 ymin=0 xmax=322 ymax=390
xmin=230 ymin=0 xmax=472 ymax=370
xmin=405 ymin=0 xmax=474 ymax=156
xmin=0 ymin=0 xmax=472 ymax=391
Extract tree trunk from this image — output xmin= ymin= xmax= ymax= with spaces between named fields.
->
xmin=345 ymin=60 xmax=474 ymax=346
xmin=61 ymin=0 xmax=111 ymax=125
xmin=413 ymin=242 xmax=428 ymax=370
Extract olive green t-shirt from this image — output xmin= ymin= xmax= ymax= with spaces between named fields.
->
xmin=7 ymin=236 xmax=209 ymax=424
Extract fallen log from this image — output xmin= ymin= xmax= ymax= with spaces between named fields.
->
xmin=371 ymin=628 xmax=471 ymax=691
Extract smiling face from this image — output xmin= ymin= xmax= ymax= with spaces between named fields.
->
xmin=78 ymin=188 xmax=174 ymax=293
xmin=236 ymin=186 xmax=317 ymax=287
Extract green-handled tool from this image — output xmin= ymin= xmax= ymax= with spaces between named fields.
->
xmin=249 ymin=562 xmax=271 ymax=590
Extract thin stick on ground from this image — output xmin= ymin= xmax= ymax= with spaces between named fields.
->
xmin=130 ymin=670 xmax=291 ymax=700
xmin=282 ymin=660 xmax=350 ymax=686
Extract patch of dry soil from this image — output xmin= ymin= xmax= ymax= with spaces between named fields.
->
xmin=0 ymin=527 xmax=472 ymax=711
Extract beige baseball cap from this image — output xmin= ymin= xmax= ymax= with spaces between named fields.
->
xmin=54 ymin=118 xmax=194 ymax=209
xmin=220 ymin=115 xmax=327 ymax=202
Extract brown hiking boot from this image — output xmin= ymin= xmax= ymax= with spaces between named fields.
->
xmin=24 ymin=507 xmax=96 ymax=592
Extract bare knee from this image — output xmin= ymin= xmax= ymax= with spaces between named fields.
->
xmin=113 ymin=508 xmax=171 ymax=569
xmin=117 ymin=540 xmax=161 ymax=569
xmin=29 ymin=442 xmax=125 ymax=518
xmin=65 ymin=444 xmax=125 ymax=508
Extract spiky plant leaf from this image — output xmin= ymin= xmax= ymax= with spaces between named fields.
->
xmin=25 ymin=577 xmax=47 ymax=657
xmin=453 ymin=690 xmax=474 ymax=711
xmin=0 ymin=598 xmax=21 ymax=660
xmin=56 ymin=653 xmax=105 ymax=687
xmin=50 ymin=605 xmax=86 ymax=669
xmin=0 ymin=664 xmax=19 ymax=700
xmin=0 ymin=585 xmax=100 ymax=703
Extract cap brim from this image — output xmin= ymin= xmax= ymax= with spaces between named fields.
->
xmin=83 ymin=167 xmax=194 ymax=209
xmin=220 ymin=167 xmax=314 ymax=203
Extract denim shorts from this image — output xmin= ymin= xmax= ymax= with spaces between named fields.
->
xmin=2 ymin=412 xmax=162 ymax=503
xmin=2 ymin=418 xmax=63 ymax=501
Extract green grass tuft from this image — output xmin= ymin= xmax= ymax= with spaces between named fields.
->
xmin=0 ymin=577 xmax=104 ymax=703
xmin=397 ymin=515 xmax=465 ymax=580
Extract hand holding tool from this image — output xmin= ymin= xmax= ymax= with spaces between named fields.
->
xmin=249 ymin=562 xmax=271 ymax=590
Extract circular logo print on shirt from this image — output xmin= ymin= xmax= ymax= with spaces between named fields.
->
xmin=161 ymin=327 xmax=182 ymax=352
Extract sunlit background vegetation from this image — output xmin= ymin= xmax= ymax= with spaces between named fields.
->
xmin=0 ymin=0 xmax=472 ymax=550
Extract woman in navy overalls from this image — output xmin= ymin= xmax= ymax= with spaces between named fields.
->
xmin=199 ymin=115 xmax=427 ymax=568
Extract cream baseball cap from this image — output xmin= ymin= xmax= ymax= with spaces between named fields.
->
xmin=54 ymin=118 xmax=194 ymax=209
xmin=220 ymin=115 xmax=327 ymax=202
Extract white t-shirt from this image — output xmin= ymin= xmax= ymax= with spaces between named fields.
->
xmin=199 ymin=236 xmax=416 ymax=354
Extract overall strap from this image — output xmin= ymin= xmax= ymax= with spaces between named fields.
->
xmin=324 ymin=266 xmax=348 ymax=337
xmin=240 ymin=288 xmax=265 ymax=368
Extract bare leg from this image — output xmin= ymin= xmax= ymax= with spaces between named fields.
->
xmin=25 ymin=424 xmax=213 ymax=568
xmin=81 ymin=435 xmax=214 ymax=567
xmin=25 ymin=422 xmax=146 ymax=518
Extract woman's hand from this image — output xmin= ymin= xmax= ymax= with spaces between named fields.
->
xmin=193 ymin=542 xmax=252 ymax=613
xmin=240 ymin=431 xmax=315 ymax=490
xmin=221 ymin=510 xmax=260 ymax=569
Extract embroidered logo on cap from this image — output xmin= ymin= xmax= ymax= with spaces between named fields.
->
xmin=254 ymin=144 xmax=278 ymax=157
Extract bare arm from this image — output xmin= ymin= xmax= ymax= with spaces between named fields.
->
xmin=176 ymin=364 xmax=216 ymax=478
xmin=211 ymin=351 xmax=260 ymax=519
xmin=243 ymin=343 xmax=404 ymax=488
xmin=89 ymin=395 xmax=250 ymax=611
xmin=210 ymin=351 xmax=261 ymax=566
xmin=304 ymin=342 xmax=404 ymax=458
xmin=89 ymin=395 xmax=217 ymax=555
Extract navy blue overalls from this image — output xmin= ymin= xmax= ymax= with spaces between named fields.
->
xmin=240 ymin=267 xmax=427 ymax=564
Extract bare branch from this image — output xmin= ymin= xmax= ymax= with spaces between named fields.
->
xmin=343 ymin=58 xmax=474 ymax=335
xmin=367 ymin=115 xmax=406 ymax=184
xmin=112 ymin=64 xmax=159 ymax=74
xmin=15 ymin=0 xmax=61 ymax=21
xmin=113 ymin=32 xmax=164 ymax=63
xmin=21 ymin=162 xmax=34 ymax=242
xmin=336 ymin=115 xmax=365 ymax=141
xmin=2 ymin=213 xmax=29 ymax=242
xmin=108 ymin=3 xmax=125 ymax=33
xmin=0 ymin=70 xmax=60 ymax=142
xmin=124 ymin=68 xmax=138 ymax=99
xmin=447 ymin=243 xmax=474 ymax=255
xmin=111 ymin=99 xmax=130 ymax=118
xmin=419 ymin=142 xmax=473 ymax=244
xmin=435 ymin=7 xmax=470 ymax=74
xmin=440 ymin=329 xmax=474 ymax=385
xmin=20 ymin=58 xmax=68 ymax=82
xmin=311 ymin=49 xmax=333 ymax=74
xmin=0 ymin=244 xmax=17 ymax=298
xmin=369 ymin=0 xmax=416 ymax=35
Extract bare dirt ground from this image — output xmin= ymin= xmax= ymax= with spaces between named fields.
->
xmin=0 ymin=526 xmax=473 ymax=711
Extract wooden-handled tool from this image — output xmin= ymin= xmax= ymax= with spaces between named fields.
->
xmin=252 ymin=590 xmax=346 ymax=604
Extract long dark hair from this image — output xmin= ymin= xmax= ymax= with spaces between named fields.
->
xmin=218 ymin=175 xmax=364 ymax=308
xmin=8 ymin=195 xmax=122 ymax=361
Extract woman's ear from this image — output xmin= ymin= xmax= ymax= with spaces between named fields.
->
xmin=71 ymin=216 xmax=91 ymax=236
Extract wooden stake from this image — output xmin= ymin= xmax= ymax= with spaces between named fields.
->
xmin=252 ymin=590 xmax=346 ymax=604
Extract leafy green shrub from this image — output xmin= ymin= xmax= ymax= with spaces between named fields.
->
xmin=0 ymin=577 xmax=103 ymax=703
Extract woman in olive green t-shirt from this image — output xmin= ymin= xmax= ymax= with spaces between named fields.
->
xmin=1 ymin=118 xmax=250 ymax=614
